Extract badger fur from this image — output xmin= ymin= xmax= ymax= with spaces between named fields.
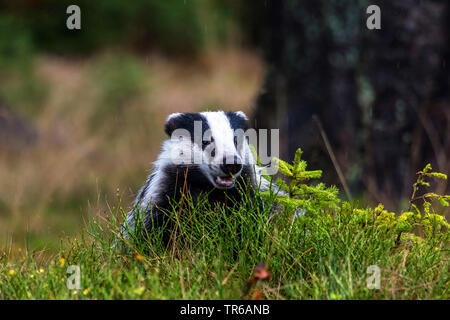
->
xmin=122 ymin=110 xmax=271 ymax=242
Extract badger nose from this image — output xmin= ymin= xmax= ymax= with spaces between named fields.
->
xmin=220 ymin=156 xmax=242 ymax=176
xmin=220 ymin=163 xmax=242 ymax=176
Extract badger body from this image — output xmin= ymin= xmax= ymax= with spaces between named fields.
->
xmin=123 ymin=110 xmax=268 ymax=241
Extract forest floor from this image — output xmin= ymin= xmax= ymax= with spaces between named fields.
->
xmin=1 ymin=187 xmax=448 ymax=300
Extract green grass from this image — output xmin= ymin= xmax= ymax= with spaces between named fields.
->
xmin=1 ymin=187 xmax=448 ymax=300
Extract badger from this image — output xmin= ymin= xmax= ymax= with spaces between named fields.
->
xmin=122 ymin=110 xmax=271 ymax=242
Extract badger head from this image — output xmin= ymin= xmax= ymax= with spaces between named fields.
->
xmin=164 ymin=111 xmax=252 ymax=190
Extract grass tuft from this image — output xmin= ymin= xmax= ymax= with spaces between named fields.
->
xmin=1 ymin=183 xmax=448 ymax=299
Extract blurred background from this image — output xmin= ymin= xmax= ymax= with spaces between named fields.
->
xmin=0 ymin=0 xmax=448 ymax=253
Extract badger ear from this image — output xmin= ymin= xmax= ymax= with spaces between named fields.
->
xmin=235 ymin=111 xmax=248 ymax=121
xmin=226 ymin=110 xmax=249 ymax=131
xmin=164 ymin=113 xmax=182 ymax=136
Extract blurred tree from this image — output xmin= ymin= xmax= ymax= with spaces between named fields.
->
xmin=253 ymin=0 xmax=449 ymax=208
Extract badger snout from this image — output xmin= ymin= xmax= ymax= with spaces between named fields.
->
xmin=220 ymin=163 xmax=242 ymax=176
xmin=208 ymin=155 xmax=243 ymax=189
xmin=220 ymin=155 xmax=242 ymax=176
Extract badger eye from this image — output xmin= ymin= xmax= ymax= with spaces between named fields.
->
xmin=203 ymin=136 xmax=214 ymax=146
xmin=202 ymin=137 xmax=213 ymax=148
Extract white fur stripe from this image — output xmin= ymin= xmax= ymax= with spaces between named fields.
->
xmin=201 ymin=111 xmax=236 ymax=161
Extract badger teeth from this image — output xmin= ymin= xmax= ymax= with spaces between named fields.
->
xmin=215 ymin=175 xmax=234 ymax=188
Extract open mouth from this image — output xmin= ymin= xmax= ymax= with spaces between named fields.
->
xmin=215 ymin=175 xmax=235 ymax=189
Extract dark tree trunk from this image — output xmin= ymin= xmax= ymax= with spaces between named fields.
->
xmin=253 ymin=0 xmax=449 ymax=208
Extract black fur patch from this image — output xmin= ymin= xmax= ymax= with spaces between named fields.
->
xmin=225 ymin=112 xmax=249 ymax=131
xmin=144 ymin=163 xmax=259 ymax=244
xmin=165 ymin=113 xmax=210 ymax=145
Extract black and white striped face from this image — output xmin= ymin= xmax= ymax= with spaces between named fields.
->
xmin=164 ymin=111 xmax=250 ymax=189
